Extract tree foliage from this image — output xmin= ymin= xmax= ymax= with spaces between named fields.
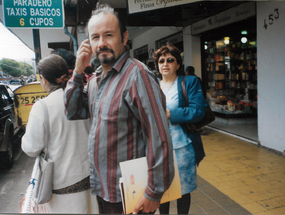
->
xmin=18 ymin=62 xmax=34 ymax=76
xmin=0 ymin=58 xmax=35 ymax=77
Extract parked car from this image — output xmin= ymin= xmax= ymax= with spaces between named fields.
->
xmin=10 ymin=79 xmax=21 ymax=85
xmin=0 ymin=84 xmax=24 ymax=169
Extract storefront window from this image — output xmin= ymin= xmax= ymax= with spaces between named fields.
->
xmin=202 ymin=18 xmax=257 ymax=117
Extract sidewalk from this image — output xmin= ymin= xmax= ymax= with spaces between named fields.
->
xmin=162 ymin=127 xmax=285 ymax=214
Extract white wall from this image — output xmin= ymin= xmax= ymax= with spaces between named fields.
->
xmin=183 ymin=26 xmax=201 ymax=78
xmin=257 ymin=2 xmax=285 ymax=152
xmin=130 ymin=27 xmax=182 ymax=58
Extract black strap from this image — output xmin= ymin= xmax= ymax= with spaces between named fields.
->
xmin=181 ymin=77 xmax=189 ymax=106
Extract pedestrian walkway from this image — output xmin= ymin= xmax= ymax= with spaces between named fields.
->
xmin=162 ymin=127 xmax=285 ymax=214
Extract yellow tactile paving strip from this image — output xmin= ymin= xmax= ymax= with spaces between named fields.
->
xmin=198 ymin=128 xmax=285 ymax=215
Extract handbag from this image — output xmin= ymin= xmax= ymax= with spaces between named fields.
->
xmin=181 ymin=76 xmax=215 ymax=133
xmin=33 ymin=99 xmax=54 ymax=204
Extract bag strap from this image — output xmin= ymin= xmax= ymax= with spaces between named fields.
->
xmin=38 ymin=99 xmax=50 ymax=159
xmin=181 ymin=77 xmax=189 ymax=106
xmin=181 ymin=77 xmax=197 ymax=131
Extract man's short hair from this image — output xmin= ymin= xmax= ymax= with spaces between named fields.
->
xmin=186 ymin=66 xmax=195 ymax=75
xmin=51 ymin=49 xmax=76 ymax=70
xmin=86 ymin=3 xmax=127 ymax=43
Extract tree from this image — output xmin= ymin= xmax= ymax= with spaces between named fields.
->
xmin=0 ymin=58 xmax=34 ymax=77
xmin=18 ymin=62 xmax=34 ymax=76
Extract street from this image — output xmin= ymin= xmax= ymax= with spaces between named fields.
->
xmin=0 ymin=140 xmax=35 ymax=213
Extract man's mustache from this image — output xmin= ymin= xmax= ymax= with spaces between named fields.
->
xmin=96 ymin=48 xmax=114 ymax=55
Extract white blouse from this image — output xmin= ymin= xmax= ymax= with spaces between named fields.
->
xmin=22 ymin=89 xmax=91 ymax=190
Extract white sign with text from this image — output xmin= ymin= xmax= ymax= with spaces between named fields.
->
xmin=127 ymin=0 xmax=199 ymax=14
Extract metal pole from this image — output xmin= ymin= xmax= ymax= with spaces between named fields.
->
xmin=64 ymin=27 xmax=78 ymax=55
xmin=32 ymin=29 xmax=41 ymax=64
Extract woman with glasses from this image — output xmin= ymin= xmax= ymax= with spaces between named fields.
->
xmin=22 ymin=54 xmax=97 ymax=213
xmin=154 ymin=44 xmax=208 ymax=214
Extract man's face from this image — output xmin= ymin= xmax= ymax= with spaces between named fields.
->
xmin=88 ymin=13 xmax=128 ymax=66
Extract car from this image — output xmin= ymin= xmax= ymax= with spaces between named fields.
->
xmin=0 ymin=84 xmax=25 ymax=169
xmin=10 ymin=79 xmax=21 ymax=85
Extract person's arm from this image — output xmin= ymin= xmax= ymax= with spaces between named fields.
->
xmin=169 ymin=76 xmax=207 ymax=124
xmin=21 ymin=102 xmax=46 ymax=157
xmin=64 ymin=39 xmax=92 ymax=120
xmin=64 ymin=71 xmax=90 ymax=120
xmin=126 ymin=64 xmax=174 ymax=213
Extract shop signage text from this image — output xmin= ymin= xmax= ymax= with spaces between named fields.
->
xmin=3 ymin=0 xmax=64 ymax=28
xmin=127 ymin=0 xmax=199 ymax=14
xmin=192 ymin=2 xmax=256 ymax=35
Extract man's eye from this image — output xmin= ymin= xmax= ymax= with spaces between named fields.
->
xmin=106 ymin=34 xmax=112 ymax=37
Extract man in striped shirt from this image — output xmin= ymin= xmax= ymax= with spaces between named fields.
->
xmin=64 ymin=3 xmax=174 ymax=214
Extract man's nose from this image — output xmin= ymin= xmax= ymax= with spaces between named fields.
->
xmin=98 ymin=37 xmax=107 ymax=47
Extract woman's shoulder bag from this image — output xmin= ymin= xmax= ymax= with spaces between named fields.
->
xmin=33 ymin=99 xmax=54 ymax=204
xmin=181 ymin=76 xmax=215 ymax=133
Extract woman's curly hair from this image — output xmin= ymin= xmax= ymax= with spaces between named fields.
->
xmin=153 ymin=43 xmax=184 ymax=79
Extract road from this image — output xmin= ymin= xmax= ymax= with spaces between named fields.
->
xmin=0 ymin=140 xmax=35 ymax=213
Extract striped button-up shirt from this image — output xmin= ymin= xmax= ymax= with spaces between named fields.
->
xmin=64 ymin=52 xmax=174 ymax=203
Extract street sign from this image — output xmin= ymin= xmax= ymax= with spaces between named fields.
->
xmin=2 ymin=0 xmax=64 ymax=28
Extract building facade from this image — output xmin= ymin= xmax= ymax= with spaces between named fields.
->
xmin=1 ymin=1 xmax=284 ymax=154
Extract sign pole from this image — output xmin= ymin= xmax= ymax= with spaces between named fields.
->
xmin=32 ymin=29 xmax=41 ymax=64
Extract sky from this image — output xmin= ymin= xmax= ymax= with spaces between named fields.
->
xmin=0 ymin=22 xmax=35 ymax=64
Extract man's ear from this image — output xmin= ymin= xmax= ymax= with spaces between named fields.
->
xmin=123 ymin=31 xmax=129 ymax=46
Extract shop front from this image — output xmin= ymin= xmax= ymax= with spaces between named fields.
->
xmin=201 ymin=17 xmax=257 ymax=126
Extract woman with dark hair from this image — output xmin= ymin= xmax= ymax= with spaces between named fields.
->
xmin=154 ymin=44 xmax=208 ymax=214
xmin=22 ymin=54 xmax=96 ymax=213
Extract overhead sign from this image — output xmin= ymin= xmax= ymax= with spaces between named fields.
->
xmin=127 ymin=0 xmax=199 ymax=14
xmin=192 ymin=2 xmax=256 ymax=35
xmin=2 ymin=0 xmax=64 ymax=28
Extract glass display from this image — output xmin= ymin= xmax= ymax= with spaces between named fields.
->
xmin=204 ymin=34 xmax=257 ymax=115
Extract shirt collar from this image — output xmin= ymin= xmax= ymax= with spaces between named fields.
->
xmin=113 ymin=51 xmax=129 ymax=73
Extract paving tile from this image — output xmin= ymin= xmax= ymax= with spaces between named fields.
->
xmin=257 ymin=198 xmax=284 ymax=210
xmin=263 ymin=189 xmax=285 ymax=199
xmin=176 ymin=128 xmax=285 ymax=215
xmin=229 ymin=194 xmax=254 ymax=205
xmin=215 ymin=196 xmax=239 ymax=208
xmin=192 ymin=191 xmax=212 ymax=203
xmin=242 ymin=202 xmax=268 ymax=214
xmin=268 ymin=206 xmax=285 ymax=214
xmin=224 ymin=204 xmax=252 ymax=215
xmin=218 ymin=187 xmax=243 ymax=197
xmin=189 ymin=202 xmax=207 ymax=214
xmin=245 ymin=192 xmax=269 ymax=202
xmin=254 ymin=211 xmax=275 ymax=215
xmin=213 ymin=181 xmax=234 ymax=190
xmin=198 ymin=199 xmax=222 ymax=211
xmin=274 ymin=196 xmax=285 ymax=206
xmin=243 ymin=177 xmax=264 ymax=185
xmin=202 ymin=207 xmax=229 ymax=215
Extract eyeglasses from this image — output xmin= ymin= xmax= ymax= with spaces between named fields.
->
xmin=158 ymin=58 xmax=177 ymax=64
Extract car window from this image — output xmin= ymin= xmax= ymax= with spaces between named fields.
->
xmin=6 ymin=86 xmax=14 ymax=100
xmin=0 ymin=87 xmax=13 ymax=106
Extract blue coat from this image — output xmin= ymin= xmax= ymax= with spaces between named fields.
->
xmin=168 ymin=75 xmax=207 ymax=166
